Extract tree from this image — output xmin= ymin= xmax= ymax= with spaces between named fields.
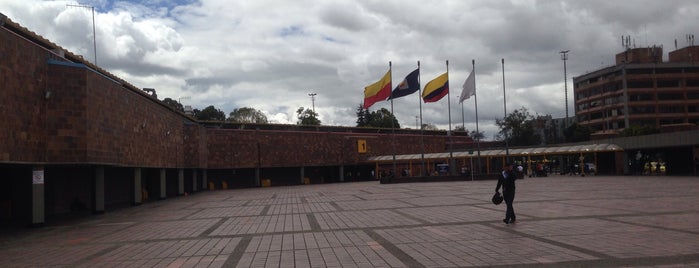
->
xmin=495 ymin=107 xmax=540 ymax=146
xmin=196 ymin=105 xmax=226 ymax=121
xmin=355 ymin=104 xmax=371 ymax=127
xmin=369 ymin=108 xmax=400 ymax=128
xmin=162 ymin=98 xmax=184 ymax=112
xmin=296 ymin=107 xmax=321 ymax=125
xmin=227 ymin=107 xmax=268 ymax=124
xmin=618 ymin=125 xmax=659 ymax=137
xmin=469 ymin=130 xmax=485 ymax=141
xmin=564 ymin=123 xmax=591 ymax=142
xmin=422 ymin=123 xmax=438 ymax=130
xmin=355 ymin=104 xmax=400 ymax=128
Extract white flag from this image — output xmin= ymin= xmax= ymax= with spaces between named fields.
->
xmin=459 ymin=70 xmax=476 ymax=103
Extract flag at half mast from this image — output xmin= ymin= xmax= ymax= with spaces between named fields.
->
xmin=459 ymin=70 xmax=475 ymax=103
xmin=389 ymin=69 xmax=419 ymax=100
xmin=363 ymin=70 xmax=391 ymax=109
xmin=422 ymin=72 xmax=448 ymax=103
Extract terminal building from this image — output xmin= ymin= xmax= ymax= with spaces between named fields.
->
xmin=2 ymin=13 xmax=698 ymax=228
xmin=0 ymin=14 xmax=475 ymax=227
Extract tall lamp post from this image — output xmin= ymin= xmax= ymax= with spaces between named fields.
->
xmin=308 ymin=93 xmax=317 ymax=113
xmin=560 ymin=50 xmax=570 ymax=128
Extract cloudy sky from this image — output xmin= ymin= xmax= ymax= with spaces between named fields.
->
xmin=2 ymin=0 xmax=698 ymax=139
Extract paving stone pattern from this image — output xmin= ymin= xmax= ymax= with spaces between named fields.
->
xmin=2 ymin=175 xmax=699 ymax=267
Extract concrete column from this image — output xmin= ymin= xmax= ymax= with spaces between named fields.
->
xmin=202 ymin=170 xmax=208 ymax=190
xmin=339 ymin=165 xmax=345 ymax=182
xmin=133 ymin=168 xmax=142 ymax=205
xmin=31 ymin=166 xmax=45 ymax=226
xmin=159 ymin=169 xmax=167 ymax=199
xmin=255 ymin=168 xmax=261 ymax=187
xmin=94 ymin=166 xmax=105 ymax=214
xmin=300 ymin=167 xmax=305 ymax=184
xmin=178 ymin=169 xmax=184 ymax=195
xmin=192 ymin=169 xmax=198 ymax=192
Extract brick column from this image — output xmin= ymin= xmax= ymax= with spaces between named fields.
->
xmin=178 ymin=169 xmax=184 ymax=195
xmin=192 ymin=169 xmax=198 ymax=192
xmin=94 ymin=166 xmax=105 ymax=214
xmin=339 ymin=165 xmax=345 ymax=182
xmin=255 ymin=168 xmax=261 ymax=187
xmin=31 ymin=167 xmax=45 ymax=226
xmin=133 ymin=168 xmax=142 ymax=205
xmin=159 ymin=169 xmax=167 ymax=199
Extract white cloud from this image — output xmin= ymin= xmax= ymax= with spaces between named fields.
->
xmin=3 ymin=0 xmax=699 ymax=139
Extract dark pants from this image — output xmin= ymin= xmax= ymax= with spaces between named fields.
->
xmin=504 ymin=191 xmax=516 ymax=222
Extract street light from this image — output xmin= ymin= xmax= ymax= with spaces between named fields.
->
xmin=308 ymin=93 xmax=317 ymax=113
xmin=560 ymin=50 xmax=570 ymax=128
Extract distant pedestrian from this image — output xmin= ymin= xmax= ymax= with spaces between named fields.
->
xmin=495 ymin=163 xmax=517 ymax=224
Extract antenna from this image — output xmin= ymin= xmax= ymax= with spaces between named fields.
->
xmin=686 ymin=34 xmax=695 ymax=46
xmin=622 ymin=35 xmax=632 ymax=50
xmin=67 ymin=4 xmax=97 ymax=65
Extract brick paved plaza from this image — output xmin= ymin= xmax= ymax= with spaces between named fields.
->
xmin=1 ymin=175 xmax=699 ymax=267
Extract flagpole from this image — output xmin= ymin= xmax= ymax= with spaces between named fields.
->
xmin=460 ymin=98 xmax=465 ymax=130
xmin=446 ymin=60 xmax=454 ymax=175
xmin=418 ymin=61 xmax=425 ymax=176
xmin=389 ymin=61 xmax=396 ymax=181
xmin=473 ymin=59 xmax=483 ymax=174
xmin=502 ymin=58 xmax=510 ymax=163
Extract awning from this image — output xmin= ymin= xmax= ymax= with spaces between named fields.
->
xmin=367 ymin=143 xmax=622 ymax=162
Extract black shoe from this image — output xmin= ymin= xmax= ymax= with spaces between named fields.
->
xmin=503 ymin=219 xmax=509 ymax=224
xmin=509 ymin=219 xmax=516 ymax=224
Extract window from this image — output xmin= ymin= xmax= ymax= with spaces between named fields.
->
xmin=660 ymin=119 xmax=684 ymax=125
xmin=656 ymin=68 xmax=683 ymax=74
xmin=627 ymin=69 xmax=653 ymax=74
xmin=630 ymin=106 xmax=655 ymax=114
xmin=628 ymin=80 xmax=653 ymax=88
xmin=657 ymin=80 xmax=679 ymax=88
xmin=658 ymin=106 xmax=683 ymax=113
xmin=629 ymin=94 xmax=653 ymax=101
xmin=590 ymin=112 xmax=604 ymax=120
xmin=657 ymin=93 xmax=684 ymax=101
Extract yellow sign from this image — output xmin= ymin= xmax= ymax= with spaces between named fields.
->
xmin=357 ymin=139 xmax=367 ymax=153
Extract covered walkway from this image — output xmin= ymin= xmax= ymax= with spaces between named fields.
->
xmin=368 ymin=143 xmax=624 ymax=176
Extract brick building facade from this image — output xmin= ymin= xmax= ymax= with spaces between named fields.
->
xmin=1 ymin=14 xmax=471 ymax=226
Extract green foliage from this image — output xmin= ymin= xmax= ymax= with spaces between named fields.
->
xmin=355 ymin=104 xmax=400 ymax=128
xmin=469 ymin=130 xmax=484 ymax=141
xmin=563 ymin=123 xmax=591 ymax=142
xmin=196 ymin=105 xmax=226 ymax=121
xmin=495 ymin=107 xmax=541 ymax=146
xmin=356 ymin=104 xmax=371 ymax=127
xmin=618 ymin=125 xmax=659 ymax=137
xmin=162 ymin=98 xmax=183 ymax=112
xmin=227 ymin=107 xmax=268 ymax=124
xmin=422 ymin=123 xmax=438 ymax=130
xmin=296 ymin=107 xmax=321 ymax=125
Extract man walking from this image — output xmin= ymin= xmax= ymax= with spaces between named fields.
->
xmin=496 ymin=163 xmax=517 ymax=224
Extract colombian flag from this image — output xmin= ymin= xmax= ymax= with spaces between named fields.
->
xmin=363 ymin=70 xmax=391 ymax=109
xmin=422 ymin=72 xmax=448 ymax=103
